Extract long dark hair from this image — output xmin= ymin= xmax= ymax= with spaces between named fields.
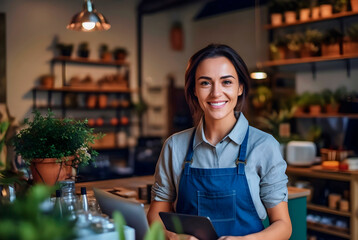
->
xmin=184 ymin=44 xmax=250 ymax=126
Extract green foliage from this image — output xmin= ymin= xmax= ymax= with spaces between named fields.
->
xmin=268 ymin=0 xmax=285 ymax=14
xmin=11 ymin=110 xmax=100 ymax=167
xmin=307 ymin=93 xmax=325 ymax=106
xmin=113 ymin=211 xmax=126 ymax=240
xmin=0 ymin=121 xmax=9 ymax=163
xmin=296 ymin=92 xmax=311 ymax=108
xmin=305 ymin=29 xmax=323 ymax=45
xmin=333 ymin=0 xmax=348 ymax=12
xmin=321 ymin=89 xmax=337 ymax=105
xmin=281 ymin=0 xmax=298 ymax=11
xmin=347 ymin=23 xmax=358 ymax=42
xmin=0 ymin=184 xmax=76 ymax=240
xmin=323 ymin=29 xmax=343 ymax=45
xmin=78 ymin=42 xmax=89 ymax=51
xmin=286 ymin=32 xmax=304 ymax=51
xmin=298 ymin=0 xmax=311 ymax=9
xmin=319 ymin=0 xmax=333 ymax=5
xmin=144 ymin=221 xmax=165 ymax=240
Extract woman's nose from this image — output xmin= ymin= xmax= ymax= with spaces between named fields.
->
xmin=210 ymin=83 xmax=222 ymax=97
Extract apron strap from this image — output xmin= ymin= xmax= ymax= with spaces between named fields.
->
xmin=184 ymin=129 xmax=196 ymax=175
xmin=236 ymin=128 xmax=249 ymax=175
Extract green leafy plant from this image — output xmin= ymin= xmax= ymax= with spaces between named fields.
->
xmin=323 ymin=29 xmax=343 ymax=45
xmin=347 ymin=23 xmax=358 ymax=42
xmin=0 ymin=184 xmax=76 ymax=240
xmin=0 ymin=121 xmax=9 ymax=164
xmin=319 ymin=0 xmax=333 ymax=5
xmin=268 ymin=0 xmax=285 ymax=14
xmin=307 ymin=93 xmax=325 ymax=106
xmin=304 ymin=29 xmax=323 ymax=53
xmin=333 ymin=0 xmax=348 ymax=12
xmin=78 ymin=42 xmax=90 ymax=58
xmin=281 ymin=0 xmax=298 ymax=11
xmin=56 ymin=43 xmax=73 ymax=57
xmin=298 ymin=0 xmax=311 ymax=9
xmin=113 ymin=47 xmax=128 ymax=61
xmin=286 ymin=32 xmax=304 ymax=51
xmin=11 ymin=110 xmax=100 ymax=167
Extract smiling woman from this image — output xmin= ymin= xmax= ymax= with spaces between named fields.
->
xmin=147 ymin=44 xmax=292 ymax=240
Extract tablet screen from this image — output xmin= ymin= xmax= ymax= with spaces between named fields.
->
xmin=159 ymin=212 xmax=218 ymax=240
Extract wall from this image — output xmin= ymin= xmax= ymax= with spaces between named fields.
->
xmin=0 ymin=0 xmax=138 ymax=121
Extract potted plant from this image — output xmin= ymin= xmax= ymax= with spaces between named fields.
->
xmin=0 ymin=120 xmax=9 ymax=165
xmin=282 ymin=0 xmax=298 ymax=24
xmin=333 ymin=0 xmax=348 ymax=13
xmin=321 ymin=89 xmax=340 ymax=113
xmin=322 ymin=28 xmax=343 ymax=56
xmin=286 ymin=32 xmax=304 ymax=59
xmin=307 ymin=92 xmax=325 ymax=115
xmin=268 ymin=0 xmax=285 ymax=26
xmin=11 ymin=110 xmax=99 ymax=185
xmin=298 ymin=0 xmax=311 ymax=21
xmin=113 ymin=47 xmax=128 ymax=62
xmin=295 ymin=92 xmax=311 ymax=114
xmin=99 ymin=44 xmax=112 ymax=61
xmin=77 ymin=42 xmax=90 ymax=58
xmin=39 ymin=74 xmax=55 ymax=88
xmin=319 ymin=0 xmax=334 ymax=17
xmin=311 ymin=0 xmax=321 ymax=19
xmin=344 ymin=23 xmax=358 ymax=54
xmin=351 ymin=0 xmax=358 ymax=11
xmin=56 ymin=43 xmax=73 ymax=57
xmin=301 ymin=29 xmax=323 ymax=57
xmin=269 ymin=34 xmax=288 ymax=60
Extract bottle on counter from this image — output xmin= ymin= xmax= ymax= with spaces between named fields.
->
xmin=54 ymin=189 xmax=64 ymax=217
xmin=80 ymin=187 xmax=88 ymax=212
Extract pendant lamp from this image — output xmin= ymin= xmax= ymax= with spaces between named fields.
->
xmin=67 ymin=0 xmax=111 ymax=32
xmin=250 ymin=0 xmax=267 ymax=80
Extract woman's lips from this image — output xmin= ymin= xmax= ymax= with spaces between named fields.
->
xmin=208 ymin=101 xmax=227 ymax=108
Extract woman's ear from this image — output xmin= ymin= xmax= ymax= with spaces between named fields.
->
xmin=238 ymin=84 xmax=244 ymax=96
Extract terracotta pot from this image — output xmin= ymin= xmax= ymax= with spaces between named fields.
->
xmin=320 ymin=4 xmax=333 ymax=18
xmin=295 ymin=106 xmax=306 ymax=115
xmin=321 ymin=43 xmax=340 ymax=56
xmin=284 ymin=11 xmax=296 ymax=24
xmin=299 ymin=8 xmax=310 ymax=21
xmin=98 ymin=94 xmax=108 ymax=108
xmin=170 ymin=25 xmax=183 ymax=51
xmin=351 ymin=0 xmax=358 ymax=12
xmin=101 ymin=52 xmax=112 ymax=62
xmin=326 ymin=104 xmax=340 ymax=114
xmin=87 ymin=94 xmax=97 ymax=108
xmin=312 ymin=7 xmax=320 ymax=19
xmin=40 ymin=76 xmax=54 ymax=88
xmin=300 ymin=44 xmax=312 ymax=58
xmin=30 ymin=156 xmax=75 ymax=185
xmin=343 ymin=40 xmax=358 ymax=54
xmin=271 ymin=13 xmax=283 ymax=26
xmin=309 ymin=105 xmax=322 ymax=115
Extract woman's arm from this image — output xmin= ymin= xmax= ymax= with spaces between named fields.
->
xmin=147 ymin=200 xmax=173 ymax=225
xmin=218 ymin=201 xmax=292 ymax=240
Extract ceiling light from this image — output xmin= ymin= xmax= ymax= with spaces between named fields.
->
xmin=67 ymin=0 xmax=111 ymax=32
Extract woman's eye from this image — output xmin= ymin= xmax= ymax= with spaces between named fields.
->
xmin=199 ymin=81 xmax=210 ymax=86
xmin=223 ymin=80 xmax=232 ymax=85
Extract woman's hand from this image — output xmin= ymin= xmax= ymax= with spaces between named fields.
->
xmin=166 ymin=230 xmax=199 ymax=240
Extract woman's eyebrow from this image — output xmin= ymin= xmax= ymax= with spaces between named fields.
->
xmin=197 ymin=76 xmax=212 ymax=80
xmin=220 ymin=75 xmax=235 ymax=79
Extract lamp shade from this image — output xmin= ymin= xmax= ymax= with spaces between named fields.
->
xmin=67 ymin=0 xmax=110 ymax=32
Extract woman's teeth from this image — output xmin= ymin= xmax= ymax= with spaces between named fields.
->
xmin=210 ymin=102 xmax=226 ymax=106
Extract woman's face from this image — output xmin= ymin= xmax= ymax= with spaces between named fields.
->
xmin=194 ymin=56 xmax=243 ymax=123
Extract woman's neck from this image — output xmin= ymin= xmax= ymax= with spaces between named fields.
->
xmin=203 ymin=113 xmax=237 ymax=146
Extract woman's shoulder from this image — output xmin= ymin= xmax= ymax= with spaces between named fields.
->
xmin=248 ymin=126 xmax=279 ymax=146
xmin=164 ymin=127 xmax=195 ymax=146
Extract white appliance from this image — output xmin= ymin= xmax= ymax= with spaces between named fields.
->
xmin=286 ymin=141 xmax=316 ymax=166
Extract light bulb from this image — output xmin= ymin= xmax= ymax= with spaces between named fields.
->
xmin=82 ymin=22 xmax=95 ymax=30
xmin=250 ymin=71 xmax=267 ymax=80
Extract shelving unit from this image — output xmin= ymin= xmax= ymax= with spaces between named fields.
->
xmin=286 ymin=166 xmax=358 ymax=240
xmin=33 ymin=57 xmax=139 ymax=181
xmin=263 ymin=10 xmax=358 ymax=78
xmin=293 ymin=113 xmax=358 ymax=119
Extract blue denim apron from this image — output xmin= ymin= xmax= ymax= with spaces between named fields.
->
xmin=176 ymin=128 xmax=264 ymax=237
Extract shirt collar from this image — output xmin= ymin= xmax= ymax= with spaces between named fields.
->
xmin=193 ymin=112 xmax=249 ymax=149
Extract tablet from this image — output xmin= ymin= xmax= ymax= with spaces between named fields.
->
xmin=159 ymin=212 xmax=218 ymax=240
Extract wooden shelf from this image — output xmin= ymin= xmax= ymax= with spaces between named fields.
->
xmin=307 ymin=223 xmax=350 ymax=239
xmin=262 ymin=53 xmax=358 ymax=67
xmin=307 ymin=203 xmax=351 ymax=217
xmin=34 ymin=86 xmax=136 ymax=94
xmin=293 ymin=113 xmax=358 ymax=119
xmin=265 ymin=11 xmax=358 ymax=29
xmin=286 ymin=166 xmax=355 ymax=181
xmin=52 ymin=56 xmax=129 ymax=67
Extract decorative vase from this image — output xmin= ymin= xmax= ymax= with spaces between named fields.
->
xmin=30 ymin=156 xmax=75 ymax=185
xmin=271 ymin=13 xmax=283 ymax=26
xmin=299 ymin=8 xmax=310 ymax=21
xmin=320 ymin=4 xmax=333 ymax=18
xmin=351 ymin=0 xmax=358 ymax=12
xmin=284 ymin=11 xmax=296 ymax=24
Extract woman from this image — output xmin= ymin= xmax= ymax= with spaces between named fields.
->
xmin=147 ymin=44 xmax=292 ymax=240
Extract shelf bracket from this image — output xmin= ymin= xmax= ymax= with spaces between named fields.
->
xmin=345 ymin=59 xmax=351 ymax=78
xmin=310 ymin=62 xmax=316 ymax=80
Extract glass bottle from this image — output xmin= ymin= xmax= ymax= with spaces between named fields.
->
xmin=80 ymin=187 xmax=88 ymax=212
xmin=60 ymin=180 xmax=79 ymax=220
xmin=54 ymin=189 xmax=64 ymax=217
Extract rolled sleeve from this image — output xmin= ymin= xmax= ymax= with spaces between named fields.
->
xmin=259 ymin=136 xmax=288 ymax=209
xmin=152 ymin=136 xmax=176 ymax=202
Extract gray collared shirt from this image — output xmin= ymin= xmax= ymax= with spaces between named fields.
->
xmin=152 ymin=113 xmax=288 ymax=220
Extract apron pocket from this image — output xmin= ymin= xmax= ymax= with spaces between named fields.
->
xmin=197 ymin=190 xmax=236 ymax=222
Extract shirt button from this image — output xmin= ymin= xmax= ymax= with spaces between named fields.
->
xmin=220 ymin=141 xmax=223 ymax=144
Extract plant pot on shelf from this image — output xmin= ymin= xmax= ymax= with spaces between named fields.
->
xmin=284 ymin=11 xmax=297 ymax=24
xmin=309 ymin=105 xmax=322 ymax=115
xmin=87 ymin=94 xmax=97 ymax=108
xmin=326 ymin=103 xmax=340 ymax=114
xmin=30 ymin=156 xmax=75 ymax=185
xmin=311 ymin=7 xmax=320 ymax=19
xmin=321 ymin=43 xmax=340 ymax=56
xmin=320 ymin=4 xmax=333 ymax=18
xmin=271 ymin=13 xmax=283 ymax=26
xmin=299 ymin=8 xmax=310 ymax=21
xmin=351 ymin=0 xmax=358 ymax=11
xmin=40 ymin=75 xmax=55 ymax=88
xmin=343 ymin=40 xmax=358 ymax=54
xmin=98 ymin=94 xmax=108 ymax=108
